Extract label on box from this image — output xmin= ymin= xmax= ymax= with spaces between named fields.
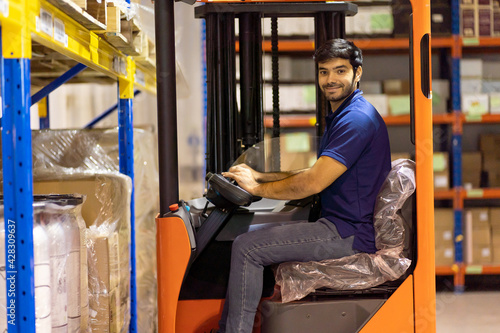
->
xmin=482 ymin=247 xmax=491 ymax=257
xmin=434 ymin=175 xmax=448 ymax=188
xmin=54 ymin=18 xmax=68 ymax=47
xmin=0 ymin=0 xmax=8 ymax=17
xmin=134 ymin=68 xmax=145 ymax=87
xmin=444 ymin=248 xmax=453 ymax=258
xmin=480 ymin=212 xmax=488 ymax=221
xmin=443 ymin=230 xmax=452 ymax=241
xmin=433 ymin=154 xmax=447 ymax=172
xmin=38 ymin=8 xmax=53 ymax=37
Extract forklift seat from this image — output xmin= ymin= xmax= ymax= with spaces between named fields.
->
xmin=273 ymin=159 xmax=416 ymax=302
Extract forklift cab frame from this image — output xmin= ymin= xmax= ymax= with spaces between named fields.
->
xmin=154 ymin=1 xmax=436 ymax=332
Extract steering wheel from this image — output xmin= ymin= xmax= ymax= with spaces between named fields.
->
xmin=205 ymin=172 xmax=254 ymax=208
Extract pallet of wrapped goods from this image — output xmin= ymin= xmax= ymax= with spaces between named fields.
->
xmin=46 ymin=0 xmax=107 ymax=31
xmin=100 ymin=2 xmax=143 ymax=55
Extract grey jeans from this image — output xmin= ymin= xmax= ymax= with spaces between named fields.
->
xmin=218 ymin=218 xmax=358 ymax=333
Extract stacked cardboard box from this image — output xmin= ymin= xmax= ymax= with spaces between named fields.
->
xmin=434 ymin=152 xmax=450 ymax=190
xmin=460 ymin=0 xmax=498 ymax=38
xmin=465 ymin=208 xmax=492 ymax=264
xmin=346 ymin=5 xmax=394 ymax=37
xmin=460 ymin=59 xmax=490 ymax=116
xmin=479 ymin=134 xmax=500 ymax=187
xmin=383 ymin=79 xmax=410 ymax=116
xmin=491 ymin=208 xmax=500 ymax=263
xmin=435 ymin=209 xmax=455 ymax=266
xmin=462 ymin=152 xmax=482 ymax=189
xmin=34 ymin=175 xmax=132 ymax=333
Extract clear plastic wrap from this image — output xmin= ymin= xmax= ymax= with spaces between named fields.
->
xmin=275 ymin=159 xmax=416 ymax=303
xmin=37 ymin=195 xmax=89 ymax=333
xmin=0 ymin=196 xmax=87 ymax=333
xmin=30 ymin=128 xmax=158 ymax=332
xmin=0 ymin=202 xmax=52 ymax=332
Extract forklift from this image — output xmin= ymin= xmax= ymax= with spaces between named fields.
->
xmin=154 ymin=1 xmax=435 ymax=332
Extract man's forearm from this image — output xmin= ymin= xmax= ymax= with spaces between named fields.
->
xmin=256 ymin=169 xmax=308 ymax=183
xmin=253 ymin=170 xmax=319 ymax=200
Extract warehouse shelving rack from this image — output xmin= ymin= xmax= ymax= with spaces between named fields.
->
xmin=0 ymin=0 xmax=156 ymax=331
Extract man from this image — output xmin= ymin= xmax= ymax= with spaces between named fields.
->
xmin=218 ymin=39 xmax=391 ymax=333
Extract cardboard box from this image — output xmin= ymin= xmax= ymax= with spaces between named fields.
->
xmin=462 ymin=152 xmax=482 ymax=188
xmin=363 ymin=94 xmax=389 ymax=117
xmin=482 ymin=80 xmax=500 ymax=92
xmin=479 ymin=133 xmax=500 ymax=151
xmin=479 ymin=133 xmax=500 ymax=152
xmin=435 ymin=246 xmax=455 ymax=266
xmin=361 ymin=81 xmax=383 ymax=94
xmin=490 ymin=208 xmax=500 ymax=226
xmin=492 ymin=228 xmax=500 ymax=263
xmin=479 ymin=7 xmax=492 ymax=37
xmin=434 ymin=152 xmax=449 ymax=190
xmin=461 ymin=6 xmax=477 ymax=38
xmin=472 ymin=227 xmax=492 ymax=245
xmin=383 ymin=79 xmax=410 ymax=95
xmin=461 ymin=78 xmax=482 ymax=94
xmin=493 ymin=244 xmax=500 ymax=263
xmin=485 ymin=170 xmax=500 ymax=187
xmin=460 ymin=58 xmax=483 ymax=78
xmin=491 ymin=228 xmax=500 ymax=243
xmin=466 ymin=208 xmax=490 ymax=228
xmin=482 ymin=153 xmax=500 ymax=171
xmin=470 ymin=245 xmax=492 ymax=264
xmin=462 ymin=93 xmax=489 ymax=115
xmin=489 ymin=93 xmax=500 ymax=114
xmin=464 ymin=208 xmax=493 ymax=263
xmin=93 ymin=234 xmax=120 ymax=292
xmin=33 ymin=175 xmax=131 ymax=333
xmin=435 ymin=208 xmax=455 ymax=229
xmin=493 ymin=9 xmax=500 ymax=36
xmin=435 ymin=208 xmax=455 ymax=248
xmin=388 ymin=95 xmax=411 ymax=116
xmin=483 ymin=62 xmax=500 ymax=80
xmin=349 ymin=6 xmax=394 ymax=36
xmin=89 ymin=288 xmax=120 ymax=333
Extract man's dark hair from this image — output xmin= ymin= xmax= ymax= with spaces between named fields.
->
xmin=313 ymin=39 xmax=363 ymax=72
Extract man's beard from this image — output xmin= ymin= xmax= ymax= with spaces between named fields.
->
xmin=323 ymin=76 xmax=357 ymax=102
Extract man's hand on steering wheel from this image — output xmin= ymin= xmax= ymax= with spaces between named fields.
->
xmin=222 ymin=164 xmax=260 ymax=195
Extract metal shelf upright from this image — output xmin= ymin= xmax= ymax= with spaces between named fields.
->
xmin=450 ymin=0 xmax=465 ymax=293
xmin=1 ymin=0 xmax=36 ymax=329
xmin=0 ymin=0 xmax=156 ymax=331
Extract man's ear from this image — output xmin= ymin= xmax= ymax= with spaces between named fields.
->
xmin=355 ymin=66 xmax=363 ymax=82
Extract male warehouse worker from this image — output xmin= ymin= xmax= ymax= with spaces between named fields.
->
xmin=218 ymin=38 xmax=391 ymax=333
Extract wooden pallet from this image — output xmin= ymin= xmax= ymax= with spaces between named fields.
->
xmin=99 ymin=2 xmax=143 ymax=56
xmin=46 ymin=0 xmax=107 ymax=31
xmin=135 ymin=35 xmax=156 ymax=71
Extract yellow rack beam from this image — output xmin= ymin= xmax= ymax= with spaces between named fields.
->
xmin=0 ymin=0 xmax=156 ymax=93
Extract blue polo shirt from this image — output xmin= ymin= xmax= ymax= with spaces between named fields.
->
xmin=319 ymin=89 xmax=391 ymax=253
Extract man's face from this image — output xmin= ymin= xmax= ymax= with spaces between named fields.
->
xmin=318 ymin=58 xmax=360 ymax=104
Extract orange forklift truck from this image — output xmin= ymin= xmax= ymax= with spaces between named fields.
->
xmin=154 ymin=1 xmax=436 ymax=332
